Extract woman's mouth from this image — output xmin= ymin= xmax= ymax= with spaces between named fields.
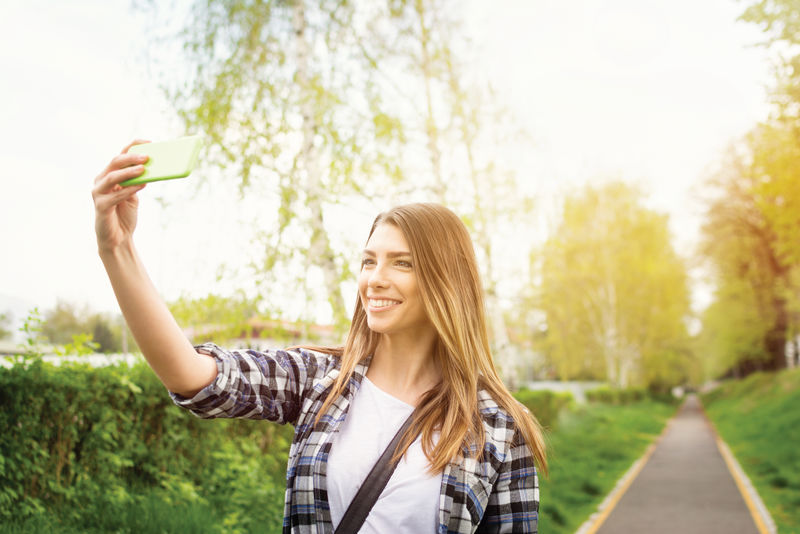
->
xmin=368 ymin=298 xmax=401 ymax=310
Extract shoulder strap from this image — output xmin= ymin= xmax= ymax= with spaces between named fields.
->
xmin=334 ymin=411 xmax=418 ymax=534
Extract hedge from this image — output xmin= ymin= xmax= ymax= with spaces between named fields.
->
xmin=1 ymin=357 xmax=579 ymax=531
xmin=584 ymin=385 xmax=677 ymax=405
xmin=512 ymin=389 xmax=574 ymax=429
xmin=0 ymin=358 xmax=292 ymax=531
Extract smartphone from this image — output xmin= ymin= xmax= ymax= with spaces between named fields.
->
xmin=120 ymin=135 xmax=203 ymax=186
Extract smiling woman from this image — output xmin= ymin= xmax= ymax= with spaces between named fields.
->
xmin=92 ymin=149 xmax=545 ymax=534
xmin=359 ymin=224 xmax=433 ymax=345
xmin=314 ymin=204 xmax=547 ymax=532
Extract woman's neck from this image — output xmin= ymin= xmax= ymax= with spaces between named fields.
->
xmin=366 ymin=331 xmax=440 ymax=406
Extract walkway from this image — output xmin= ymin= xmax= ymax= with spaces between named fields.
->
xmin=585 ymin=395 xmax=767 ymax=534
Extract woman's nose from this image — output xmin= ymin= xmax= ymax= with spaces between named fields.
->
xmin=368 ymin=263 xmax=390 ymax=288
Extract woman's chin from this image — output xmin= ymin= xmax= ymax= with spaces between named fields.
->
xmin=366 ymin=322 xmax=386 ymax=334
xmin=366 ymin=317 xmax=392 ymax=334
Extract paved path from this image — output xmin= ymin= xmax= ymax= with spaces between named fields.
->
xmin=594 ymin=395 xmax=761 ymax=534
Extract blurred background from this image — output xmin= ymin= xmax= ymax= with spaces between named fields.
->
xmin=3 ymin=1 xmax=800 ymax=532
xmin=4 ymin=0 xmax=794 ymax=388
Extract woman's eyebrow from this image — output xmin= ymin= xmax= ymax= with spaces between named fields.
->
xmin=362 ymin=249 xmax=412 ymax=258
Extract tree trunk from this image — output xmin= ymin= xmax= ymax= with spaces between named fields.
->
xmin=292 ymin=0 xmax=347 ymax=326
xmin=415 ymin=0 xmax=446 ymax=202
xmin=764 ymin=295 xmax=788 ymax=370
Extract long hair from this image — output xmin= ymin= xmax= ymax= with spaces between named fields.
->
xmin=315 ymin=203 xmax=547 ymax=475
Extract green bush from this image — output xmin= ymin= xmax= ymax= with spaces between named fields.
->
xmin=0 ymin=358 xmax=292 ymax=533
xmin=585 ymin=385 xmax=675 ymax=405
xmin=513 ymin=389 xmax=574 ymax=429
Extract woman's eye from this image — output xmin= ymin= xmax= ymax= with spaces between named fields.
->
xmin=396 ymin=260 xmax=412 ymax=268
xmin=361 ymin=258 xmax=375 ymax=267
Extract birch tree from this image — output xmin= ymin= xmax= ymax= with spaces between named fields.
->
xmin=141 ymin=1 xmax=537 ymax=377
xmin=143 ymin=0 xmax=407 ymax=329
xmin=539 ymin=183 xmax=692 ymax=389
xmin=382 ymin=0 xmax=536 ymax=386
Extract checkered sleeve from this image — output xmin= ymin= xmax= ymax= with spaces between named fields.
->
xmin=478 ymin=429 xmax=539 ymax=533
xmin=169 ymin=342 xmax=335 ymax=425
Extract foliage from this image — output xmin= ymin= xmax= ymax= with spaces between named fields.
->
xmin=539 ymin=400 xmax=677 ymax=534
xmin=0 ymin=358 xmax=292 ymax=533
xmin=53 ymin=333 xmax=98 ymax=357
xmin=584 ymin=385 xmax=678 ymax=405
xmin=703 ymin=368 xmax=800 ymax=533
xmin=7 ymin=308 xmax=46 ymax=365
xmin=40 ymin=300 xmax=127 ymax=354
xmin=137 ymin=0 xmax=421 ymax=330
xmin=584 ymin=385 xmax=645 ymax=404
xmin=0 ymin=489 xmax=225 ymax=534
xmin=538 ymin=182 xmax=693 ymax=388
xmin=512 ymin=389 xmax=574 ymax=430
xmin=699 ymin=125 xmax=799 ymax=376
xmin=0 ymin=311 xmax=12 ymax=341
xmin=137 ymin=0 xmax=536 ymax=367
xmin=0 ymin=351 xmax=681 ymax=533
xmin=380 ymin=0 xmax=537 ymax=387
xmin=709 ymin=0 xmax=800 ymax=377
xmin=740 ymin=0 xmax=800 ymax=122
xmin=748 ymin=123 xmax=800 ymax=267
xmin=168 ymin=291 xmax=261 ymax=345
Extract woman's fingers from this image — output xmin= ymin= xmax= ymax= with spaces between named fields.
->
xmin=92 ymin=165 xmax=144 ymax=199
xmin=94 ymin=183 xmax=146 ymax=213
xmin=95 ymin=139 xmax=151 ymax=186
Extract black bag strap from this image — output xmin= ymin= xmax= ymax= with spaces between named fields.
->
xmin=334 ymin=411 xmax=418 ymax=534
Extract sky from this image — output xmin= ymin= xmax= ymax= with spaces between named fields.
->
xmin=0 ymin=0 xmax=773 ymax=337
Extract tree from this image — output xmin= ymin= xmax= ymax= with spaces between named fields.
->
xmin=376 ymin=0 xmax=537 ymax=385
xmin=740 ymin=0 xmax=800 ymax=123
xmin=0 ymin=311 xmax=11 ymax=341
xmin=733 ymin=1 xmax=800 ymax=370
xmin=140 ymin=0 xmax=411 ymax=330
xmin=41 ymin=301 xmax=88 ymax=346
xmin=699 ymin=126 xmax=798 ymax=375
xmin=41 ymin=301 xmax=124 ymax=354
xmin=538 ymin=182 xmax=692 ymax=389
xmin=168 ymin=291 xmax=260 ymax=344
xmin=698 ymin=279 xmax=773 ymax=378
xmin=139 ymin=0 xmax=537 ymax=388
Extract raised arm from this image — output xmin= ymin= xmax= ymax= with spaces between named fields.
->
xmin=92 ymin=140 xmax=217 ymax=397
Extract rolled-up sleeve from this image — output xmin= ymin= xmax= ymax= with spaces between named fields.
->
xmin=169 ymin=342 xmax=335 ymax=425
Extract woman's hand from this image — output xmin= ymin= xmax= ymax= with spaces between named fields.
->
xmin=92 ymin=140 xmax=150 ymax=255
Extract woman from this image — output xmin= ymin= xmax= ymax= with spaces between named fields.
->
xmin=92 ymin=140 xmax=546 ymax=533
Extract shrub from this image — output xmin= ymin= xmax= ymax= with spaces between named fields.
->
xmin=585 ymin=385 xmax=673 ymax=405
xmin=0 ymin=358 xmax=292 ymax=532
xmin=513 ymin=389 xmax=574 ymax=429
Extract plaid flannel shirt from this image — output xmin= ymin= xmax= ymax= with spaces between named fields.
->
xmin=171 ymin=343 xmax=539 ymax=534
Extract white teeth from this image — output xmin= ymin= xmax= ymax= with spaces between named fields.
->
xmin=369 ymin=299 xmax=398 ymax=308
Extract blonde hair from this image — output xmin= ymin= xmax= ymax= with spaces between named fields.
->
xmin=315 ymin=203 xmax=547 ymax=475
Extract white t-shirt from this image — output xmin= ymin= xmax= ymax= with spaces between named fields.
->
xmin=327 ymin=376 xmax=442 ymax=533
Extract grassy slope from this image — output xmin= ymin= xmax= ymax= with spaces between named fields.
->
xmin=540 ymin=400 xmax=677 ymax=534
xmin=703 ymin=368 xmax=800 ymax=533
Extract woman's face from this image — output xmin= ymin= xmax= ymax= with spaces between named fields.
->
xmin=358 ymin=223 xmax=433 ymax=337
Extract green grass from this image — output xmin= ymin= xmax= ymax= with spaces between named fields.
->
xmin=703 ymin=368 xmax=800 ymax=534
xmin=0 ymin=490 xmax=230 ymax=534
xmin=539 ymin=400 xmax=678 ymax=534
